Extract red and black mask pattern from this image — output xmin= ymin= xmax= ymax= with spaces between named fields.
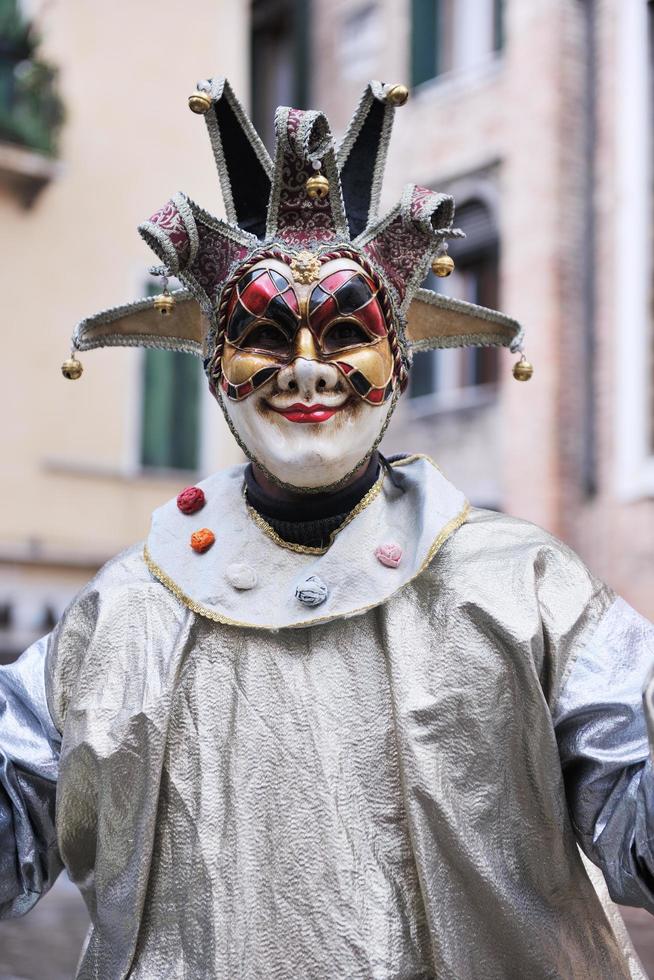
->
xmin=220 ymin=267 xmax=301 ymax=399
xmin=215 ymin=254 xmax=398 ymax=404
xmin=306 ymin=268 xmax=392 ymax=404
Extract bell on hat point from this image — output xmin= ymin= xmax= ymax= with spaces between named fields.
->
xmin=153 ymin=292 xmax=175 ymax=316
xmin=306 ymin=173 xmax=330 ymax=200
xmin=431 ymin=253 xmax=455 ymax=277
xmin=61 ymin=353 xmax=83 ymax=380
xmin=513 ymin=354 xmax=534 ymax=382
xmin=386 ymin=83 xmax=409 ymax=107
xmin=188 ymin=90 xmax=212 ymax=114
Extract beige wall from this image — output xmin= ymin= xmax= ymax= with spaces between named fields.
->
xmin=1 ymin=0 xmax=246 ymax=574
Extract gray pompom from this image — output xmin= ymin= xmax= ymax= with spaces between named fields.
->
xmin=295 ymin=574 xmax=328 ymax=607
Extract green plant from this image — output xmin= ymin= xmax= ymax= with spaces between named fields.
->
xmin=0 ymin=0 xmax=65 ymax=155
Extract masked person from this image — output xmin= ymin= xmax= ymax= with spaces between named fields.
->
xmin=1 ymin=79 xmax=653 ymax=980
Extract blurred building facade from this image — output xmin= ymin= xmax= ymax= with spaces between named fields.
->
xmin=307 ymin=0 xmax=653 ymax=618
xmin=1 ymin=0 xmax=653 ymax=666
xmin=0 ymin=0 xmax=247 ymax=661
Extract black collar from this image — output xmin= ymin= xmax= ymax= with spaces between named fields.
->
xmin=243 ymin=454 xmax=381 ymax=548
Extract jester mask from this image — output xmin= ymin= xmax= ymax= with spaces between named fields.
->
xmin=71 ymin=78 xmax=523 ymax=491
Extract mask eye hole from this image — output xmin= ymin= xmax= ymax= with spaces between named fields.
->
xmin=322 ymin=319 xmax=370 ymax=354
xmin=240 ymin=322 xmax=291 ymax=356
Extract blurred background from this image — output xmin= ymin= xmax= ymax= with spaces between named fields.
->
xmin=0 ymin=0 xmax=653 ymax=976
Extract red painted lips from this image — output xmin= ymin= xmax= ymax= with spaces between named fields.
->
xmin=273 ymin=403 xmax=341 ymax=423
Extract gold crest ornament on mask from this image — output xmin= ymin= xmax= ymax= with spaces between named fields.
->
xmin=290 ymin=251 xmax=321 ymax=285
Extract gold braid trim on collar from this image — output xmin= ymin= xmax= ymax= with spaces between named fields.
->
xmin=242 ymin=468 xmax=386 ymax=556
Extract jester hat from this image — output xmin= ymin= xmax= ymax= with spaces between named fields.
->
xmin=69 ymin=78 xmax=524 ymax=384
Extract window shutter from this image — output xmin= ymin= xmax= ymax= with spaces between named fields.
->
xmin=411 ymin=0 xmax=438 ymax=87
xmin=449 ymin=199 xmax=498 ymax=261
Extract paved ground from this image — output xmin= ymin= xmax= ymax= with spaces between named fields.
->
xmin=0 ymin=878 xmax=652 ymax=979
xmin=0 ymin=876 xmax=88 ymax=980
xmin=621 ymin=905 xmax=654 ymax=977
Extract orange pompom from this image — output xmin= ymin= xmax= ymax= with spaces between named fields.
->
xmin=190 ymin=528 xmax=215 ymax=553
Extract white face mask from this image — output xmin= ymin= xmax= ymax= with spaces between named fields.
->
xmin=219 ymin=360 xmax=395 ymax=490
xmin=211 ymin=254 xmax=399 ymax=491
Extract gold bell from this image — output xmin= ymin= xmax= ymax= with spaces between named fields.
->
xmin=513 ymin=354 xmax=534 ymax=382
xmin=431 ymin=253 xmax=455 ymax=277
xmin=188 ymin=90 xmax=212 ymax=114
xmin=306 ymin=173 xmax=330 ymax=200
xmin=61 ymin=353 xmax=83 ymax=380
xmin=386 ymin=83 xmax=410 ymax=107
xmin=153 ymin=292 xmax=175 ymax=317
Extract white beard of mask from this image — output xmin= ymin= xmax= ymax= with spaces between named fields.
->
xmin=218 ymin=355 xmax=395 ymax=491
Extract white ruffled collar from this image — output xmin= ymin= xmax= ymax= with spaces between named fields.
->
xmin=145 ymin=455 xmax=469 ymax=630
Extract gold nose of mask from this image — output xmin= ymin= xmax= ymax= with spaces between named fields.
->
xmin=294 ymin=326 xmax=320 ymax=361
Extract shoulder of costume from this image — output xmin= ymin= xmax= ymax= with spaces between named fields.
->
xmin=51 ymin=539 xmax=189 ymax=652
xmin=433 ymin=505 xmax=613 ymax=608
xmin=71 ymin=541 xmax=160 ymax=598
xmin=45 ymin=540 xmax=183 ymax=730
xmin=447 ymin=506 xmax=596 ymax=563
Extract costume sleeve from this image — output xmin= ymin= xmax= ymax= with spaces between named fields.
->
xmin=552 ymin=596 xmax=654 ymax=912
xmin=0 ymin=633 xmax=62 ymax=918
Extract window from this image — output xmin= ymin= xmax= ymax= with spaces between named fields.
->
xmin=140 ymin=350 xmax=201 ymax=471
xmin=251 ymin=0 xmax=310 ymax=152
xmin=411 ymin=0 xmax=504 ymax=88
xmin=139 ymin=282 xmax=202 ymax=471
xmin=409 ymin=197 xmax=499 ymax=408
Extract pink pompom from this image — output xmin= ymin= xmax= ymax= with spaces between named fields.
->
xmin=375 ymin=543 xmax=402 ymax=568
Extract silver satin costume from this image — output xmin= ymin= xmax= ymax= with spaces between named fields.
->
xmin=1 ymin=456 xmax=653 ymax=979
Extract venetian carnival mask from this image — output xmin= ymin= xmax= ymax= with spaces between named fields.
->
xmin=212 ymin=253 xmax=399 ymax=487
xmin=69 ymin=78 xmax=525 ymax=491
